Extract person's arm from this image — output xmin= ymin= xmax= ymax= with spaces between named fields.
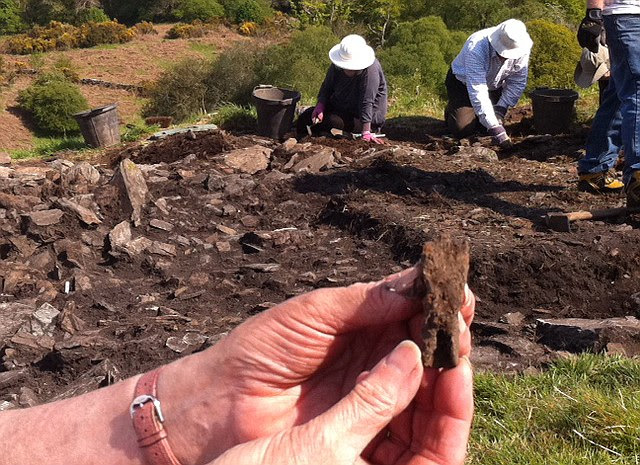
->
xmin=316 ymin=65 xmax=336 ymax=106
xmin=0 ymin=348 xmax=232 ymax=465
xmin=358 ymin=64 xmax=380 ymax=129
xmin=496 ymin=57 xmax=529 ymax=111
xmin=464 ymin=45 xmax=500 ymax=130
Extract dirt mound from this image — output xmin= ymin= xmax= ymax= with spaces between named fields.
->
xmin=1 ymin=128 xmax=639 ymax=408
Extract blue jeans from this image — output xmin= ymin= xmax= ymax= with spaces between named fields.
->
xmin=581 ymin=15 xmax=640 ymax=183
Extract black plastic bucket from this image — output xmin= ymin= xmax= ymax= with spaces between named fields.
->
xmin=74 ymin=104 xmax=121 ymax=148
xmin=530 ymin=88 xmax=579 ymax=135
xmin=252 ymin=85 xmax=301 ymax=140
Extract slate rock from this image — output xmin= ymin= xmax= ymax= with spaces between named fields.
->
xmin=56 ymin=198 xmax=101 ymax=226
xmin=224 ymin=145 xmax=272 ymax=174
xmin=536 ymin=317 xmax=640 ymax=355
xmin=111 ymin=159 xmax=149 ymax=226
xmin=291 ymin=148 xmax=337 ymax=174
xmin=150 ymin=219 xmax=174 ymax=232
xmin=61 ymin=162 xmax=101 ymax=194
xmin=22 ymin=209 xmax=64 ymax=228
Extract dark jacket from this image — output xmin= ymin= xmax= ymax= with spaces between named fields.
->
xmin=317 ymin=59 xmax=388 ymax=127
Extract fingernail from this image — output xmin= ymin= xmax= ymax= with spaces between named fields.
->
xmin=386 ymin=340 xmax=420 ymax=372
xmin=384 ymin=265 xmax=426 ymax=300
xmin=458 ymin=312 xmax=466 ymax=334
xmin=463 ymin=284 xmax=473 ymax=306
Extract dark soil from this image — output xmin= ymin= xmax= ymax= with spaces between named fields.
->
xmin=2 ymin=110 xmax=640 ymax=407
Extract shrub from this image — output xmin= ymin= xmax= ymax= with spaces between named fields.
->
xmin=526 ymin=19 xmax=581 ymax=90
xmin=22 ymin=0 xmax=75 ymax=25
xmin=255 ymin=25 xmax=338 ymax=104
xmin=131 ymin=21 xmax=157 ymax=35
xmin=220 ymin=0 xmax=273 ymax=24
xmin=143 ymin=57 xmax=209 ymax=122
xmin=165 ymin=21 xmax=208 ymax=39
xmin=18 ymin=72 xmax=88 ymax=134
xmin=72 ymin=7 xmax=110 ymax=25
xmin=4 ymin=20 xmax=138 ymax=54
xmin=238 ymin=21 xmax=257 ymax=36
xmin=174 ymin=0 xmax=224 ymax=22
xmin=211 ymin=104 xmax=257 ymax=131
xmin=77 ymin=20 xmax=135 ymax=47
xmin=0 ymin=0 xmax=24 ymax=34
xmin=204 ymin=43 xmax=263 ymax=107
xmin=378 ymin=16 xmax=466 ymax=98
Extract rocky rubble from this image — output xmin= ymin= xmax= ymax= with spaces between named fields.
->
xmin=1 ymin=128 xmax=639 ymax=407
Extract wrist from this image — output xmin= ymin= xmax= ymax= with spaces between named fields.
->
xmin=158 ymin=346 xmax=232 ymax=464
xmin=586 ymin=8 xmax=602 ymax=21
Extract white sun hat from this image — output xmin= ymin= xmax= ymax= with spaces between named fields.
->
xmin=329 ymin=34 xmax=376 ymax=71
xmin=574 ymin=44 xmax=610 ymax=88
xmin=488 ymin=19 xmax=533 ymax=59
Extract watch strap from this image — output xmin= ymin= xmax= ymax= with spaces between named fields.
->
xmin=131 ymin=368 xmax=183 ymax=465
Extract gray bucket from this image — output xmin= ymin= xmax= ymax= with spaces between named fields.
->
xmin=252 ymin=85 xmax=301 ymax=140
xmin=74 ymin=104 xmax=121 ymax=148
xmin=530 ymin=88 xmax=579 ymax=135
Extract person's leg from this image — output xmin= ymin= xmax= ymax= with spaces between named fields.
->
xmin=605 ymin=14 xmax=640 ymax=190
xmin=445 ymin=68 xmax=479 ymax=137
xmin=580 ymin=76 xmax=623 ymax=175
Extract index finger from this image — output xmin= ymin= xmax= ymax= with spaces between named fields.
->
xmin=265 ymin=266 xmax=424 ymax=335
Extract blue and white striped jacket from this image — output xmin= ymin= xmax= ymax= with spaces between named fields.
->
xmin=451 ymin=26 xmax=530 ymax=130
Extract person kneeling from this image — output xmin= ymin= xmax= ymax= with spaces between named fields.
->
xmin=297 ymin=34 xmax=388 ymax=144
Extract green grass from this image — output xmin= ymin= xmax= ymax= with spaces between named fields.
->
xmin=189 ymin=42 xmax=217 ymax=60
xmin=470 ymin=354 xmax=640 ymax=464
xmin=10 ymin=135 xmax=87 ymax=159
xmin=121 ymin=119 xmax=160 ymax=143
xmin=93 ymin=43 xmax=119 ymax=50
xmin=211 ymin=103 xmax=257 ymax=131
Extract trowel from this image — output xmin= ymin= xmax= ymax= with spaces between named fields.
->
xmin=330 ymin=128 xmax=386 ymax=140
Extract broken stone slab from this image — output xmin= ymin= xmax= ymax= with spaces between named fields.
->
xmin=26 ymin=251 xmax=55 ymax=273
xmin=224 ymin=145 xmax=272 ymax=175
xmin=22 ymin=209 xmax=64 ymax=228
xmin=10 ymin=332 xmax=55 ymax=351
xmin=2 ymin=268 xmax=34 ymax=294
xmin=536 ymin=317 xmax=640 ymax=355
xmin=150 ymin=219 xmax=174 ymax=232
xmin=500 ymin=312 xmax=526 ymax=327
xmin=482 ymin=335 xmax=548 ymax=359
xmin=240 ymin=263 xmax=281 ymax=273
xmin=52 ymin=359 xmax=120 ymax=402
xmin=19 ymin=386 xmax=40 ymax=408
xmin=290 ymin=148 xmax=337 ymax=174
xmin=0 ymin=401 xmax=16 ymax=412
xmin=166 ymin=332 xmax=208 ymax=354
xmin=61 ymin=162 xmax=101 ymax=194
xmin=0 ymin=152 xmax=11 ymax=165
xmin=452 ymin=146 xmax=499 ymax=162
xmin=8 ymin=235 xmax=38 ymax=258
xmin=109 ymin=221 xmax=131 ymax=250
xmin=111 ymin=159 xmax=149 ymax=226
xmin=276 ymin=138 xmax=298 ymax=154
xmin=147 ymin=241 xmax=177 ymax=257
xmin=56 ymin=198 xmax=101 ymax=226
xmin=0 ymin=369 xmax=27 ymax=389
xmin=58 ymin=301 xmax=87 ymax=334
xmin=223 ymin=175 xmax=256 ymax=197
xmin=0 ymin=166 xmax=13 ymax=178
xmin=216 ymin=224 xmax=237 ymax=236
xmin=215 ymin=241 xmax=231 ymax=253
xmin=0 ymin=302 xmax=35 ymax=343
xmin=21 ymin=303 xmax=60 ymax=337
xmin=0 ymin=193 xmax=41 ymax=212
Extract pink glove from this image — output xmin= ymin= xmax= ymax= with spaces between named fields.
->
xmin=362 ymin=131 xmax=384 ymax=145
xmin=311 ymin=102 xmax=325 ymax=124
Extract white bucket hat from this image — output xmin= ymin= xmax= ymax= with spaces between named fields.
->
xmin=329 ymin=34 xmax=376 ymax=71
xmin=488 ymin=19 xmax=533 ymax=59
xmin=574 ymin=45 xmax=610 ymax=88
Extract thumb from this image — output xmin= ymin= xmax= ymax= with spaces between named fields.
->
xmin=210 ymin=341 xmax=423 ymax=465
xmin=313 ymin=340 xmax=423 ymax=460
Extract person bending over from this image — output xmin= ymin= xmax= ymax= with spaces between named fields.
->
xmin=445 ymin=19 xmax=533 ymax=149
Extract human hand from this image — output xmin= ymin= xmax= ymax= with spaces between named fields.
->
xmin=577 ymin=8 xmax=603 ymax=53
xmin=209 ymin=341 xmax=473 ymax=465
xmin=160 ymin=267 xmax=475 ymax=465
xmin=488 ymin=125 xmax=513 ymax=149
xmin=362 ymin=131 xmax=385 ymax=144
xmin=311 ymin=102 xmax=325 ymax=124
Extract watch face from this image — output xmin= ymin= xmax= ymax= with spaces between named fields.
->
xmin=588 ymin=9 xmax=602 ymax=21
